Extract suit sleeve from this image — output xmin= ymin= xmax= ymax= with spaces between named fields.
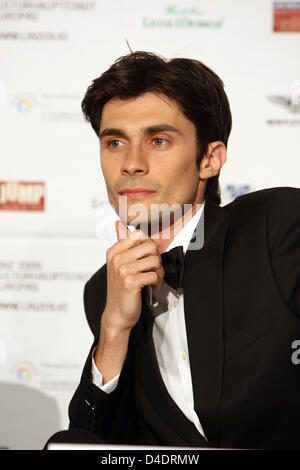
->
xmin=67 ymin=280 xmax=138 ymax=444
xmin=266 ymin=187 xmax=300 ymax=319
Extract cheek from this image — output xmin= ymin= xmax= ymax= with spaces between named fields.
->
xmin=100 ymin=157 xmax=107 ymax=180
xmin=164 ymin=152 xmax=198 ymax=183
xmin=169 ymin=162 xmax=199 ymax=196
xmin=101 ymin=158 xmax=118 ymax=184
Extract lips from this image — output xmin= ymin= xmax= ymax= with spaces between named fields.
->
xmin=119 ymin=187 xmax=155 ymax=199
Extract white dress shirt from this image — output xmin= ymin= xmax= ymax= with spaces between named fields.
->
xmin=91 ymin=202 xmax=206 ymax=439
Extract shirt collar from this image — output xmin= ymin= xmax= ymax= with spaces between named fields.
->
xmin=165 ymin=201 xmax=205 ymax=254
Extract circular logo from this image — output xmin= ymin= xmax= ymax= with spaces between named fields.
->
xmin=11 ymin=92 xmax=36 ymax=114
xmin=16 ymin=97 xmax=33 ymax=113
xmin=17 ymin=365 xmax=33 ymax=381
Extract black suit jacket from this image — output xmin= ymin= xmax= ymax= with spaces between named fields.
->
xmin=68 ymin=187 xmax=300 ymax=449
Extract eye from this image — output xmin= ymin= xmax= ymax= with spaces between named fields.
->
xmin=152 ymin=137 xmax=168 ymax=146
xmin=108 ymin=139 xmax=124 ymax=148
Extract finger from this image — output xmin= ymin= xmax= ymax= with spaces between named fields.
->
xmin=116 ymin=220 xmax=129 ymax=241
xmin=114 ymin=238 xmax=160 ymax=266
xmin=116 ymin=220 xmax=147 ymax=243
xmin=133 ymin=271 xmax=160 ymax=290
xmin=119 ymin=250 xmax=164 ymax=292
xmin=129 ymin=227 xmax=148 ymax=241
xmin=119 ymin=255 xmax=165 ymax=280
xmin=107 ymin=223 xmax=147 ymax=263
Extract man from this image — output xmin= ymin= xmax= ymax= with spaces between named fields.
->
xmin=48 ymin=51 xmax=300 ymax=449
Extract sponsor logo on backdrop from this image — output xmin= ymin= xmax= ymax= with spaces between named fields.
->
xmin=0 ymin=258 xmax=90 ymax=298
xmin=16 ymin=96 xmax=34 ymax=113
xmin=0 ymin=31 xmax=68 ymax=41
xmin=266 ymin=81 xmax=300 ymax=125
xmin=0 ymin=181 xmax=45 ymax=211
xmin=273 ymin=1 xmax=300 ymax=32
xmin=142 ymin=4 xmax=225 ymax=29
xmin=17 ymin=365 xmax=34 ymax=381
xmin=38 ymin=361 xmax=80 ymax=391
xmin=0 ymin=1 xmax=96 ymax=40
xmin=11 ymin=93 xmax=36 ymax=113
xmin=11 ymin=91 xmax=82 ymax=122
xmin=221 ymin=184 xmax=252 ymax=205
xmin=11 ymin=361 xmax=81 ymax=390
xmin=10 ymin=362 xmax=36 ymax=382
xmin=267 ymin=81 xmax=300 ymax=112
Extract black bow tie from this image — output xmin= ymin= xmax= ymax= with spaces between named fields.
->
xmin=161 ymin=245 xmax=185 ymax=290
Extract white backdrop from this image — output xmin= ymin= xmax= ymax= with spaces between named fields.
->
xmin=0 ymin=0 xmax=299 ymax=449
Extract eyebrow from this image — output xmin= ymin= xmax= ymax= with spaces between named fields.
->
xmin=145 ymin=124 xmax=183 ymax=135
xmin=99 ymin=124 xmax=183 ymax=139
xmin=99 ymin=128 xmax=125 ymax=139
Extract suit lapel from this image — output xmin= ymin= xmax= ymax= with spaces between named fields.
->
xmin=184 ymin=199 xmax=231 ymax=445
xmin=136 ymin=198 xmax=231 ymax=446
xmin=135 ymin=288 xmax=208 ymax=446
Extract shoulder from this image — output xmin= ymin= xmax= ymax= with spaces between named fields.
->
xmin=216 ymin=187 xmax=300 ymax=245
xmin=223 ymin=186 xmax=300 ymax=219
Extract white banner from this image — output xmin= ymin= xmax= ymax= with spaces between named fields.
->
xmin=0 ymin=0 xmax=299 ymax=449
xmin=0 ymin=236 xmax=110 ymax=449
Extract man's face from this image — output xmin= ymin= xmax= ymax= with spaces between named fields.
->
xmin=99 ymin=92 xmax=203 ymax=231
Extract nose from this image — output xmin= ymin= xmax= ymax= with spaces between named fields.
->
xmin=120 ymin=144 xmax=149 ymax=177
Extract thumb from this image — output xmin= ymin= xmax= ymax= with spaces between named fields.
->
xmin=116 ymin=220 xmax=129 ymax=241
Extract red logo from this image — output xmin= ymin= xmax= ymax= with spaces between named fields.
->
xmin=273 ymin=2 xmax=300 ymax=32
xmin=0 ymin=181 xmax=45 ymax=211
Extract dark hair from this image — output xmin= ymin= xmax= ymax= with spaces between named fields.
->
xmin=82 ymin=51 xmax=232 ymax=205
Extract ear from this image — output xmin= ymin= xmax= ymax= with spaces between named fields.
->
xmin=198 ymin=141 xmax=227 ymax=180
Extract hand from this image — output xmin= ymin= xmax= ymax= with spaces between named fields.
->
xmin=101 ymin=221 xmax=165 ymax=333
